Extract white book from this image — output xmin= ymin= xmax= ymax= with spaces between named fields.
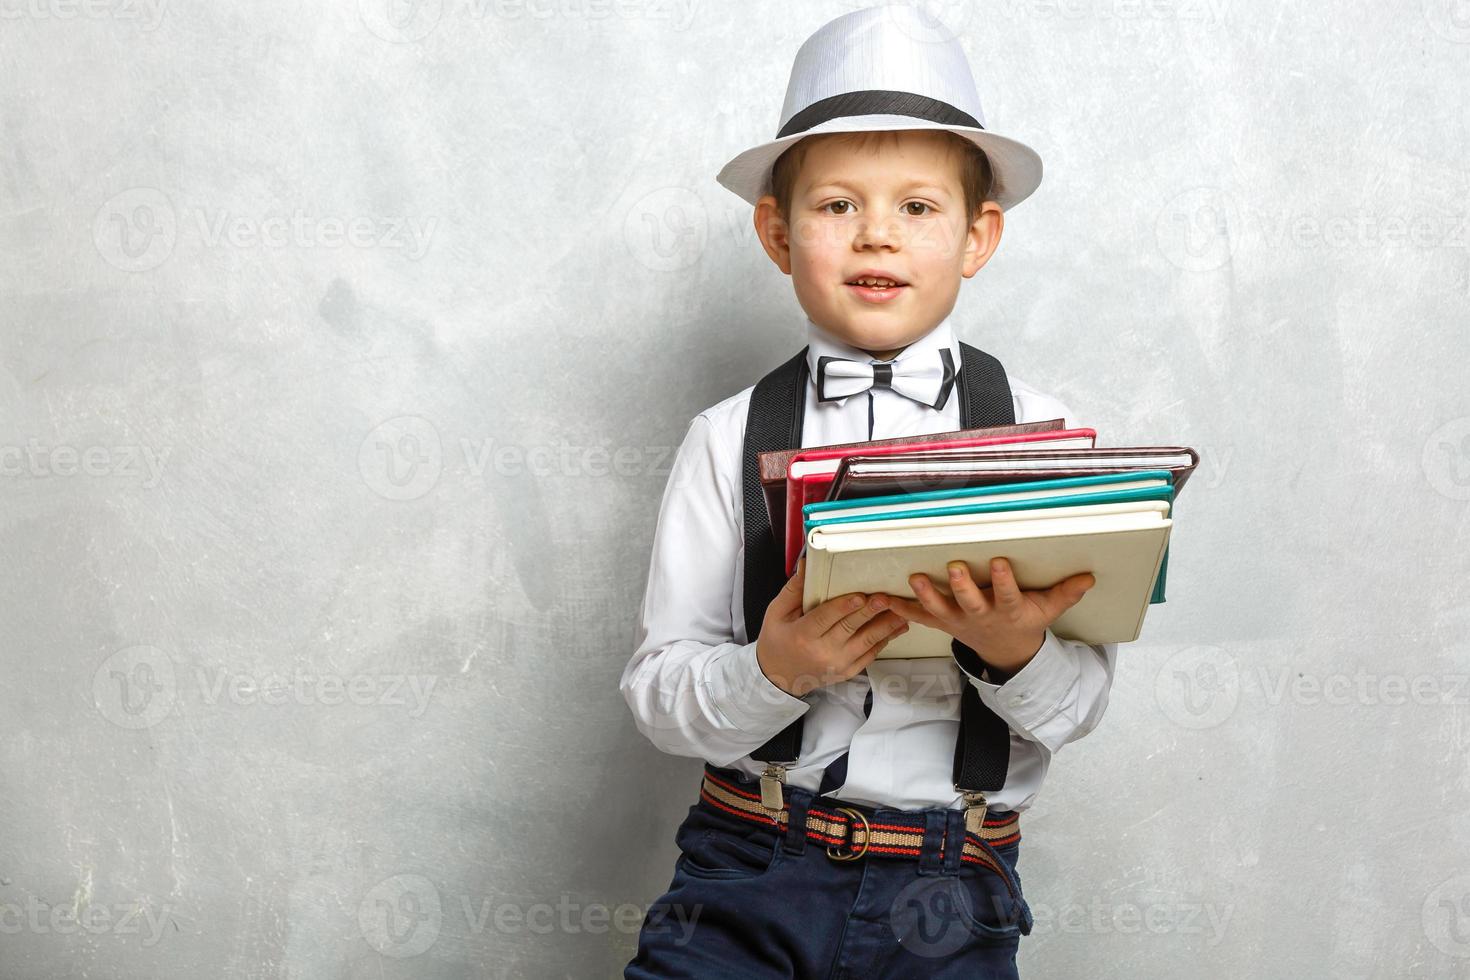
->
xmin=801 ymin=501 xmax=1172 ymax=658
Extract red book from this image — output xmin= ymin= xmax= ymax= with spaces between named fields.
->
xmin=757 ymin=419 xmax=1067 ymax=551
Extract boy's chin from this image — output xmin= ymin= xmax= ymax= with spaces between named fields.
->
xmin=822 ymin=319 xmax=923 ymax=352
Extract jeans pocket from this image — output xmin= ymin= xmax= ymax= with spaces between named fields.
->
xmin=675 ymin=828 xmax=781 ymax=881
xmin=889 ymin=872 xmax=1020 ymax=959
xmin=957 ymin=841 xmax=1028 ymax=938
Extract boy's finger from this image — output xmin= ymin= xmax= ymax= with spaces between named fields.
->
xmin=948 ymin=561 xmax=991 ymax=615
xmin=874 ymin=594 xmax=942 ymax=631
xmin=988 ymin=557 xmax=1023 ymax=612
xmin=846 ymin=623 xmax=903 ymax=675
xmin=806 ymin=590 xmax=872 ymax=634
xmin=907 ymin=572 xmax=958 ymax=623
xmin=843 ymin=610 xmax=907 ymax=660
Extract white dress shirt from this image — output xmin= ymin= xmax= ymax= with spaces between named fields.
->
xmin=621 ymin=314 xmax=1119 ymax=813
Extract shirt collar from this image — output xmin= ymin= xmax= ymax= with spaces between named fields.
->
xmin=803 ymin=315 xmax=962 ymax=408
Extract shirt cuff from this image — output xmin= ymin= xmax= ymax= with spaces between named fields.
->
xmin=951 ymin=628 xmax=1082 ymax=732
xmin=951 ymin=637 xmax=1021 ymax=685
xmin=703 ymin=641 xmax=810 ymax=735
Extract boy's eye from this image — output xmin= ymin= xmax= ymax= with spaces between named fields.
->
xmin=821 ymin=201 xmax=934 ymax=216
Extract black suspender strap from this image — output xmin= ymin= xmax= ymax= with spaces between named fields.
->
xmin=946 ymin=342 xmax=1018 ymax=832
xmin=741 ymin=348 xmax=810 ymax=772
xmin=740 ymin=341 xmax=1017 ymax=818
xmin=952 ymin=341 xmax=1017 ymax=430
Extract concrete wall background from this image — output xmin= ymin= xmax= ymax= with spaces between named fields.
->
xmin=1 ymin=1 xmax=1467 ymax=977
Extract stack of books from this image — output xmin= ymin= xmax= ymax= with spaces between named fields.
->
xmin=758 ymin=420 xmax=1199 ymax=658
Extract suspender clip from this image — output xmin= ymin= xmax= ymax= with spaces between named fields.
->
xmin=759 ymin=762 xmax=789 ymax=813
xmin=961 ymin=789 xmax=989 ymax=836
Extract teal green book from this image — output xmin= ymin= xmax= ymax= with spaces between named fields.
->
xmin=803 ymin=470 xmax=1176 ymax=603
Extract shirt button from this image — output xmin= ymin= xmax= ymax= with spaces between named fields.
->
xmin=1010 ymin=694 xmax=1028 ymax=706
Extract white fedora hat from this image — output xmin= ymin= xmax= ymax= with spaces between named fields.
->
xmin=715 ymin=4 xmax=1044 ymax=212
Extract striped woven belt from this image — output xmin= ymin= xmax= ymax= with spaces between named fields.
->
xmin=698 ymin=766 xmax=1020 ymax=879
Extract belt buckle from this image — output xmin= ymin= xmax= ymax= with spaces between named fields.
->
xmin=826 ymin=806 xmax=871 ymax=862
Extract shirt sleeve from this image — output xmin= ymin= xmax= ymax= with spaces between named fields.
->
xmin=619 ymin=412 xmax=809 ymax=766
xmin=950 ymin=632 xmax=1119 ymax=754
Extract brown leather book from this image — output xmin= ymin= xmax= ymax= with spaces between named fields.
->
xmin=826 ymin=447 xmax=1201 ymax=502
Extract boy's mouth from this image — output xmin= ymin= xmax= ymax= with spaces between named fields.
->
xmin=844 ymin=273 xmax=909 ymax=304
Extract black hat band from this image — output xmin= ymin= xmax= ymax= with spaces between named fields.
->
xmin=776 ymin=89 xmax=983 ymax=139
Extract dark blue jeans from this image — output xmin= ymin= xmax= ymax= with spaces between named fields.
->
xmin=626 ymin=771 xmax=1033 ymax=979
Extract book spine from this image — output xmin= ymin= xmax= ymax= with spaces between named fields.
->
xmin=1149 ymin=544 xmax=1169 ymax=604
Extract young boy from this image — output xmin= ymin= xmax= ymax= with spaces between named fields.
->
xmin=621 ymin=6 xmax=1116 ymax=976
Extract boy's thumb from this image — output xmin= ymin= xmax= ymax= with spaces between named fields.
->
xmin=774 ymin=554 xmax=806 ymax=604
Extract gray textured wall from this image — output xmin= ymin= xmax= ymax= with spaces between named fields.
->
xmin=1 ymin=1 xmax=1467 ymax=977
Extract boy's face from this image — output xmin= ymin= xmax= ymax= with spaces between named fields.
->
xmin=754 ymin=129 xmax=1004 ymax=360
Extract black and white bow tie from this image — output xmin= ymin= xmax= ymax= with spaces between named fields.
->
xmin=816 ymin=349 xmax=957 ymax=410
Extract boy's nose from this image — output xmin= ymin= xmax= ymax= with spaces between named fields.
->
xmin=854 ymin=217 xmax=902 ymax=249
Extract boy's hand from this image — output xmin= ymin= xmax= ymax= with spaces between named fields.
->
xmin=883 ymin=557 xmax=1096 ymax=675
xmin=755 ymin=554 xmax=908 ymax=698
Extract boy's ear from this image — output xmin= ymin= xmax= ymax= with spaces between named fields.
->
xmin=754 ymin=194 xmax=793 ymax=275
xmin=961 ymin=201 xmax=1005 ymax=279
